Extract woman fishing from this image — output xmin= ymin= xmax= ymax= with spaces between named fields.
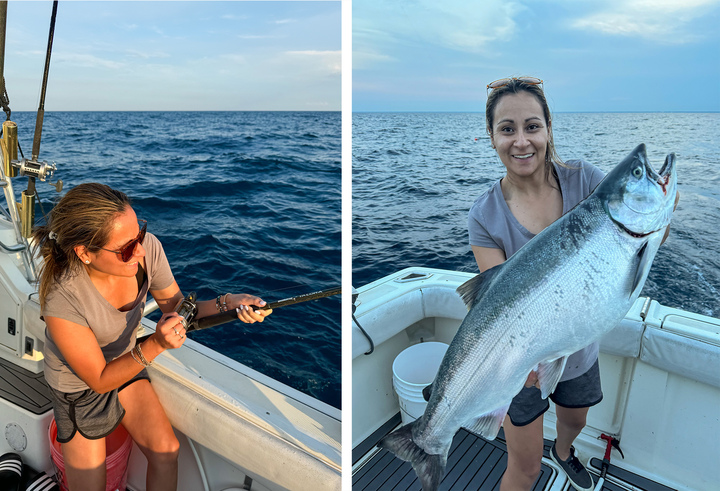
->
xmin=469 ymin=77 xmax=677 ymax=491
xmin=34 ymin=183 xmax=272 ymax=491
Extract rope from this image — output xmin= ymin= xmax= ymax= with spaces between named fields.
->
xmin=0 ymin=77 xmax=10 ymax=120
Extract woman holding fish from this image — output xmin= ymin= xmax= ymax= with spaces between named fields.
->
xmin=380 ymin=76 xmax=678 ymax=491
xmin=470 ymin=76 xmax=679 ymax=491
xmin=469 ymin=77 xmax=610 ymax=491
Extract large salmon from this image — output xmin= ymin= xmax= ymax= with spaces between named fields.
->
xmin=379 ymin=144 xmax=677 ymax=490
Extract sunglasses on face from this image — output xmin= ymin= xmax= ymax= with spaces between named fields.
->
xmin=98 ymin=219 xmax=147 ymax=262
xmin=487 ymin=76 xmax=543 ymax=94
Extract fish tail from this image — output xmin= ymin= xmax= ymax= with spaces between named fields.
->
xmin=378 ymin=422 xmax=446 ymax=491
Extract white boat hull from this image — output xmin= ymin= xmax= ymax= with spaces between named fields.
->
xmin=352 ymin=267 xmax=720 ymax=491
xmin=0 ymin=216 xmax=341 ymax=491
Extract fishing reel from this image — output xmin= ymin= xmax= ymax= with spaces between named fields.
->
xmin=138 ymin=290 xmax=240 ymax=343
xmin=174 ymin=291 xmax=199 ymax=330
xmin=12 ymin=158 xmax=63 ymax=191
xmin=138 ymin=291 xmax=201 ymax=343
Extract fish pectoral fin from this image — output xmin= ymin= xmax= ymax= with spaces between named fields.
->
xmin=631 ymin=239 xmax=655 ymax=298
xmin=463 ymin=405 xmax=509 ymax=441
xmin=537 ymin=356 xmax=568 ymax=399
xmin=456 ymin=264 xmax=503 ymax=310
xmin=422 ymin=383 xmax=433 ymax=402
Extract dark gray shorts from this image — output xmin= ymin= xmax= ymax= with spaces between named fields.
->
xmin=506 ymin=359 xmax=603 ymax=427
xmin=48 ymin=370 xmax=150 ymax=443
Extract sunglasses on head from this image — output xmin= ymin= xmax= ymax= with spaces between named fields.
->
xmin=98 ymin=219 xmax=147 ymax=262
xmin=487 ymin=76 xmax=543 ymax=94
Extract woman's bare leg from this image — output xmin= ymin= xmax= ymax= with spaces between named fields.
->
xmin=554 ymin=406 xmax=589 ymax=460
xmin=61 ymin=433 xmax=106 ymax=491
xmin=118 ymin=380 xmax=179 ymax=491
xmin=500 ymin=414 xmax=544 ymax=491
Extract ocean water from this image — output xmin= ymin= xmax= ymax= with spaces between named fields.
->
xmin=353 ymin=112 xmax=720 ymax=318
xmin=8 ymin=111 xmax=341 ymax=409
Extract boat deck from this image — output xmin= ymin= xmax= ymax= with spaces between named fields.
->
xmin=353 ymin=414 xmax=554 ymax=491
xmin=352 ymin=414 xmax=677 ymax=491
xmin=0 ymin=357 xmax=52 ymax=415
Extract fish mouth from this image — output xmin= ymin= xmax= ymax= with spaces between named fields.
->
xmin=615 ymin=222 xmax=662 ymax=239
xmin=646 ymin=151 xmax=675 ymax=196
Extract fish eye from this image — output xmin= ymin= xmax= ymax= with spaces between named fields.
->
xmin=632 ymin=167 xmax=643 ymax=178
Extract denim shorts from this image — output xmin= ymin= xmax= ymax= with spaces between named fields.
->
xmin=48 ymin=370 xmax=149 ymax=443
xmin=506 ymin=359 xmax=603 ymax=426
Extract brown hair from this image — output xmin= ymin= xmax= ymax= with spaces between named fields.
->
xmin=33 ymin=183 xmax=131 ymax=306
xmin=485 ymin=78 xmax=564 ymax=171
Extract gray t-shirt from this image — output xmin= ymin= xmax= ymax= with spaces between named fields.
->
xmin=468 ymin=160 xmax=606 ymax=381
xmin=42 ymin=232 xmax=175 ymax=392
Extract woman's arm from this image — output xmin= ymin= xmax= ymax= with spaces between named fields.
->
xmin=46 ymin=312 xmax=184 ymax=394
xmin=149 ymin=281 xmax=184 ymax=314
xmin=195 ymin=293 xmax=272 ymax=323
xmin=471 ymin=245 xmax=506 ymax=273
xmin=150 ymin=281 xmax=272 ymax=324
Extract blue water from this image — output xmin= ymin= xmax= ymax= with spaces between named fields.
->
xmin=9 ymin=111 xmax=341 ymax=409
xmin=353 ymin=112 xmax=720 ymax=318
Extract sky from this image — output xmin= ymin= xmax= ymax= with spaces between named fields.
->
xmin=3 ymin=1 xmax=340 ymax=111
xmin=353 ymin=0 xmax=720 ymax=112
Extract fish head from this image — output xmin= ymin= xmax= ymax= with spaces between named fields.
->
xmin=600 ymin=143 xmax=677 ymax=237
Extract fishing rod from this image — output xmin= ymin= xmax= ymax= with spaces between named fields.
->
xmin=0 ymin=0 xmax=60 ymax=282
xmin=137 ymin=287 xmax=341 ymax=343
xmin=15 ymin=0 xmax=61 ymax=239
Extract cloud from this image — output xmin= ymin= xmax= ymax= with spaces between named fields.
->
xmin=222 ymin=14 xmax=248 ymax=21
xmin=570 ymin=0 xmax=720 ymax=43
xmin=12 ymin=50 xmax=44 ymax=58
xmin=285 ymin=50 xmax=341 ymax=75
xmin=353 ymin=49 xmax=396 ymax=70
xmin=354 ymin=0 xmax=524 ymax=70
xmin=125 ymin=49 xmax=170 ymax=60
xmin=274 ymin=18 xmax=297 ymax=25
xmin=237 ymin=34 xmax=276 ymax=40
xmin=219 ymin=54 xmax=246 ymax=64
xmin=54 ymin=53 xmax=124 ymax=70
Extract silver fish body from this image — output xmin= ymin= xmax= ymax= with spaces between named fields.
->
xmin=379 ymin=144 xmax=677 ymax=491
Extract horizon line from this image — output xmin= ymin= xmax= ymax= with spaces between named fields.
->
xmin=9 ymin=109 xmax=341 ymax=113
xmin=352 ymin=110 xmax=719 ymax=114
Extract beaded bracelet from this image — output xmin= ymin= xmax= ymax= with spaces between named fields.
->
xmin=216 ymin=293 xmax=231 ymax=312
xmin=215 ymin=294 xmax=223 ymax=312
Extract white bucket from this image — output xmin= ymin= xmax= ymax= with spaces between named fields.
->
xmin=392 ymin=342 xmax=449 ymax=425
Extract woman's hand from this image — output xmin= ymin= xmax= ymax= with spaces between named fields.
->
xmin=661 ymin=190 xmax=680 ymax=246
xmin=524 ymin=370 xmax=540 ymax=389
xmin=226 ymin=293 xmax=273 ymax=323
xmin=152 ymin=312 xmax=187 ymax=349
